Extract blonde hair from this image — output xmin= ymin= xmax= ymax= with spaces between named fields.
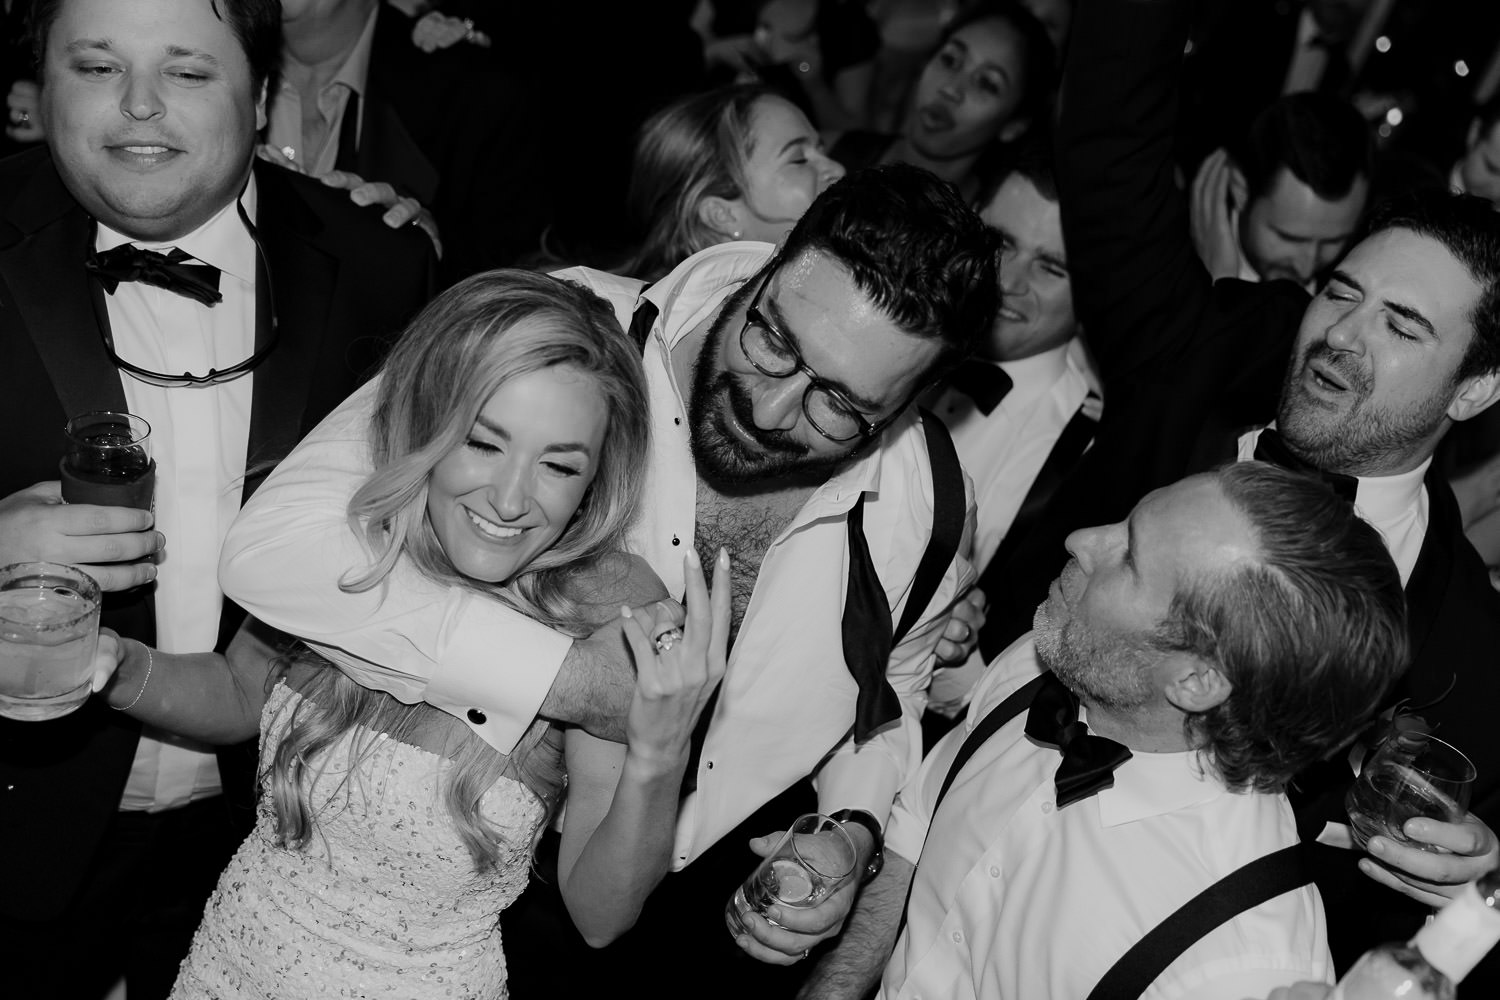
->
xmin=268 ymin=270 xmax=650 ymax=869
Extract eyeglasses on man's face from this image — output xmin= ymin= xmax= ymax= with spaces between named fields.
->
xmin=736 ymin=266 xmax=892 ymax=443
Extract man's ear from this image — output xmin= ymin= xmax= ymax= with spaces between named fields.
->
xmin=255 ymin=81 xmax=268 ymax=134
xmin=698 ymin=196 xmax=746 ymax=241
xmin=1226 ymin=162 xmax=1249 ymax=213
xmin=1162 ymin=656 xmax=1232 ymax=714
xmin=1450 ymin=369 xmax=1500 ymax=424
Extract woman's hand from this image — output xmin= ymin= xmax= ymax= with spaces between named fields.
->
xmin=89 ymin=627 xmax=129 ymax=696
xmin=618 ymin=548 xmax=732 ymax=772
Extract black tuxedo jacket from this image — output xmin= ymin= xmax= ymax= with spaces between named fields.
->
xmin=0 ymin=146 xmax=435 ymax=921
xmin=992 ymin=0 xmax=1500 ymax=977
xmin=335 ymin=6 xmax=551 ymax=282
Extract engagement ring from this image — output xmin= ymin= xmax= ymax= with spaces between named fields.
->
xmin=654 ymin=627 xmax=684 ymax=653
xmin=7 ymin=109 xmax=29 ymax=126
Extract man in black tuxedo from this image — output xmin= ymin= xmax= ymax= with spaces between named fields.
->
xmin=0 ymin=0 xmax=434 ymax=997
xmin=982 ymin=0 xmax=1500 ymax=984
xmin=273 ymin=0 xmax=550 ymax=281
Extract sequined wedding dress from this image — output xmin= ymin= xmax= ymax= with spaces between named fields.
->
xmin=169 ymin=684 xmax=547 ymax=999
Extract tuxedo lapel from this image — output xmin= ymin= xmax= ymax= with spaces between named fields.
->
xmin=242 ymin=161 xmax=337 ymax=500
xmin=1403 ymin=471 xmax=1457 ymax=677
xmin=0 ymin=158 xmax=129 ymax=418
xmin=354 ymin=9 xmax=440 ymax=206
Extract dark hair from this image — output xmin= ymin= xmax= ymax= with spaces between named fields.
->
xmin=623 ymin=84 xmax=775 ymax=283
xmin=775 ymin=162 xmax=1002 ymax=369
xmin=938 ymin=0 xmax=1058 ymax=129
xmin=1233 ymin=92 xmax=1374 ymax=203
xmin=30 ymin=0 xmax=281 ymax=96
xmin=974 ymin=129 xmax=1058 ymax=208
xmin=1365 ymin=190 xmax=1500 ymax=382
xmin=1152 ymin=463 xmax=1408 ymax=794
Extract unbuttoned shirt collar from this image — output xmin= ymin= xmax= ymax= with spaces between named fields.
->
xmin=1078 ymin=702 xmax=1225 ymax=828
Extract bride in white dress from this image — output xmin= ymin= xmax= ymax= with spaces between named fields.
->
xmin=88 ymin=271 xmax=731 ymax=998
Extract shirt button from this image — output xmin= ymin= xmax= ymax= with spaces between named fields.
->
xmin=672 ymin=535 xmax=681 ymax=546
xmin=1041 ymin=800 xmax=1054 ymax=813
xmin=674 ymin=417 xmax=682 ymax=425
xmin=951 ymin=930 xmax=963 ymax=944
xmin=467 ymin=708 xmax=487 ymax=725
xmin=988 ymin=865 xmax=1000 ymax=878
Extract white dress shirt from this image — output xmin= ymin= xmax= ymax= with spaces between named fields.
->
xmin=265 ymin=4 xmax=378 ymax=175
xmin=220 ymin=241 xmax=976 ymax=865
xmin=880 ymin=637 xmax=1332 ymax=1000
xmin=1237 ymin=427 xmax=1429 ymax=585
xmin=929 ymin=340 xmax=1094 ymax=572
xmin=99 ymin=181 xmax=259 ymax=812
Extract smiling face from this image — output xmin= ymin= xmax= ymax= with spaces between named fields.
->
xmin=41 ymin=0 xmax=265 ymax=242
xmin=731 ymin=95 xmax=846 ymax=244
xmin=426 ymin=365 xmax=609 ymax=585
xmin=909 ymin=16 xmax=1030 ymax=160
xmin=689 ymin=250 xmax=941 ymax=486
xmin=980 ymin=173 xmax=1076 ymax=361
xmin=1239 ymin=168 xmax=1368 ymax=287
xmin=1033 ymin=475 xmax=1257 ymax=711
xmin=1278 ymin=228 xmax=1485 ymax=475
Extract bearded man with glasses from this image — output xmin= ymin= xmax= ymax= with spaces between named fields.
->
xmin=219 ymin=162 xmax=1001 ymax=998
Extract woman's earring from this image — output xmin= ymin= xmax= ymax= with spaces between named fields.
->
xmin=731 ymin=230 xmax=741 ymax=239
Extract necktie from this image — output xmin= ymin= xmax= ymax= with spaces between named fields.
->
xmin=843 ymin=496 xmax=905 ymax=741
xmin=1252 ymin=427 xmax=1358 ymax=502
xmin=946 ymin=358 xmax=1013 ymax=415
xmin=1024 ymin=672 xmax=1134 ymax=808
xmin=85 ymin=245 xmax=223 ymax=307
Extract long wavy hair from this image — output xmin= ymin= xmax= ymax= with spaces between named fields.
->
xmin=267 ymin=270 xmax=651 ymax=870
xmin=621 ymin=83 xmax=776 ymax=282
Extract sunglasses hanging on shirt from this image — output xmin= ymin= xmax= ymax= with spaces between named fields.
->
xmin=87 ymin=199 xmax=280 ymax=387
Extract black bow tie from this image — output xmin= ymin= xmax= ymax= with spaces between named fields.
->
xmin=86 ymin=244 xmax=223 ymax=307
xmin=1024 ymin=672 xmax=1134 ymax=808
xmin=1252 ymin=428 xmax=1358 ymax=503
xmin=947 ymin=358 xmax=1013 ymax=415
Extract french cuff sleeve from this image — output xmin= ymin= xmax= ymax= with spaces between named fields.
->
xmin=423 ymin=590 xmax=571 ymax=754
xmin=815 ymin=710 xmax=919 ymax=828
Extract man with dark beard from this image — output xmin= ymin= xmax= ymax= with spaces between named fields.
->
xmin=978 ymin=0 xmax=1500 ymax=986
xmin=803 ymin=462 xmax=1408 ymax=1000
xmin=218 ymin=163 xmax=1000 ymax=997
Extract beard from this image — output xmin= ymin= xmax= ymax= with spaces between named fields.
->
xmin=1032 ymin=596 xmax=1155 ymax=714
xmin=688 ymin=282 xmax=873 ymax=489
xmin=1275 ymin=342 xmax=1453 ymax=476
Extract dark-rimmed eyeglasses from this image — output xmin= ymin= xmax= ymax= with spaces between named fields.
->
xmin=737 ymin=266 xmax=896 ymax=443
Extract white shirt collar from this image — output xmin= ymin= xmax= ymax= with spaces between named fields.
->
xmin=997 ymin=340 xmax=1073 ymax=402
xmin=94 ymin=174 xmax=260 ymax=286
xmin=1353 ymin=453 xmax=1432 ymax=523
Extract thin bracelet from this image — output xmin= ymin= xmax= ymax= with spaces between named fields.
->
xmin=114 ymin=641 xmax=154 ymax=712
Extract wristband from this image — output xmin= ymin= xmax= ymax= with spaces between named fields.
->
xmin=830 ymin=808 xmax=884 ymax=883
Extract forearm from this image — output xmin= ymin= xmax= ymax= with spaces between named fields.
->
xmin=559 ymin=743 xmax=687 ymax=946
xmin=101 ymin=640 xmax=269 ymax=744
xmin=797 ymin=852 xmax=913 ymax=1000
xmin=538 ymin=627 xmax=632 ymax=743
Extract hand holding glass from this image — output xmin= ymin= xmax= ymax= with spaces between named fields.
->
xmin=1346 ymin=731 xmax=1476 ymax=852
xmin=60 ymin=411 xmax=155 ymax=510
xmin=0 ymin=562 xmax=102 ymax=721
xmin=725 ymin=813 xmax=857 ymax=938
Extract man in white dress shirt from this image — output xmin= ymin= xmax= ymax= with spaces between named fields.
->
xmin=802 ymin=462 xmax=1408 ymax=1000
xmin=0 ymin=0 xmax=435 ymax=996
xmin=219 ymin=163 xmax=1000 ymax=996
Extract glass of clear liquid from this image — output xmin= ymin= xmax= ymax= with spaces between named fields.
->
xmin=726 ymin=813 xmax=857 ymax=938
xmin=1346 ymin=730 xmax=1476 ymax=852
xmin=0 ymin=563 xmax=102 ymax=721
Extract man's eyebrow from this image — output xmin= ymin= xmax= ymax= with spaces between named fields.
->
xmin=762 ymin=292 xmax=884 ymax=412
xmin=64 ymin=38 xmax=112 ymax=54
xmin=165 ymin=45 xmax=221 ymax=65
xmin=1328 ymin=269 xmax=1361 ymax=292
xmin=1386 ymin=299 xmax=1437 ymax=339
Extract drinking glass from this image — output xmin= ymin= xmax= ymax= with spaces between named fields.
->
xmin=60 ymin=411 xmax=155 ymax=509
xmin=1346 ymin=730 xmax=1476 ymax=851
xmin=0 ymin=562 xmax=102 ymax=721
xmin=725 ymin=813 xmax=857 ymax=937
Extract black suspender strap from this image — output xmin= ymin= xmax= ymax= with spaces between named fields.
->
xmin=1084 ymin=844 xmax=1314 ymax=1000
xmin=932 ymin=673 xmax=1048 ymax=815
xmin=892 ymin=411 xmax=967 ymax=644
